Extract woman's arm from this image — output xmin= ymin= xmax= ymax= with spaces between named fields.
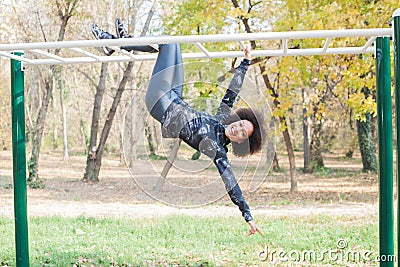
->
xmin=214 ymin=46 xmax=252 ymax=123
xmin=213 ymin=151 xmax=253 ymax=221
xmin=197 ymin=133 xmax=262 ymax=235
xmin=213 ymin=149 xmax=262 ymax=235
xmin=244 ymin=45 xmax=251 ymax=60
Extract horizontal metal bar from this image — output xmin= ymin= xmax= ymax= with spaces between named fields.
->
xmin=119 ymin=49 xmax=138 ymax=60
xmin=194 ymin=43 xmax=211 ymax=57
xmin=30 ymin=49 xmax=66 ymax=62
xmin=0 ymin=28 xmax=392 ymax=52
xmin=69 ymin=47 xmax=102 ymax=61
xmin=363 ymin=36 xmax=377 ymax=52
xmin=322 ymin=38 xmax=331 ymax=53
xmin=22 ymin=46 xmax=374 ymax=66
xmin=282 ymin=39 xmax=288 ymax=55
xmin=238 ymin=41 xmax=246 ymax=50
xmin=0 ymin=51 xmax=34 ymax=63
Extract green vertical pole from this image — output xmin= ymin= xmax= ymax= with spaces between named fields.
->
xmin=11 ymin=52 xmax=30 ymax=267
xmin=393 ymin=8 xmax=400 ymax=267
xmin=376 ymin=37 xmax=394 ymax=266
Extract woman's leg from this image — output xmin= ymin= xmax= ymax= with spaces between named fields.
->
xmin=144 ymin=43 xmax=184 ymax=122
xmin=116 ymin=18 xmax=160 ymax=53
xmin=91 ymin=24 xmax=159 ymax=54
xmin=121 ymin=45 xmax=159 ymax=53
xmin=91 ymin=24 xmax=183 ymax=121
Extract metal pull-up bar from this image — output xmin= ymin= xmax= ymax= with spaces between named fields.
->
xmin=0 ymin=28 xmax=393 ymax=66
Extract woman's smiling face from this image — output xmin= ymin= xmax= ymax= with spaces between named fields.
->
xmin=225 ymin=119 xmax=254 ymax=143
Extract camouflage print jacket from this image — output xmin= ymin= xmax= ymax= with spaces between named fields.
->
xmin=160 ymin=59 xmax=253 ymax=222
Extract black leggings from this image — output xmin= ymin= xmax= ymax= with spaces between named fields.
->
xmin=122 ymin=43 xmax=184 ymax=122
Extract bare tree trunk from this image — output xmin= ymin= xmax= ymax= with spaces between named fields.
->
xmin=272 ymin=152 xmax=280 ymax=172
xmin=115 ymin=74 xmax=148 ymax=166
xmin=84 ymin=63 xmax=108 ymax=181
xmin=145 ymin=120 xmax=157 ymax=157
xmin=142 ymin=0 xmax=157 ymax=34
xmin=127 ymin=90 xmax=146 ymax=166
xmin=357 ymin=113 xmax=378 ymax=172
xmin=230 ymin=0 xmax=297 ymax=192
xmin=310 ymin=119 xmax=324 ymax=168
xmin=141 ymin=0 xmax=160 ymax=155
xmin=289 ymin=107 xmax=296 ymax=145
xmin=153 ymin=120 xmax=162 ymax=151
xmin=129 ymin=98 xmax=138 ymax=162
xmin=83 ymin=0 xmax=157 ymax=182
xmin=84 ymin=62 xmax=134 ymax=181
xmin=155 ymin=139 xmax=182 ymax=192
xmin=27 ymin=0 xmax=80 ymax=182
xmin=302 ymin=88 xmax=311 ymax=172
xmin=28 ymin=75 xmax=53 ymax=182
xmin=258 ymin=62 xmax=298 ymax=192
xmin=309 ymin=85 xmax=330 ymax=170
xmin=356 ymin=86 xmax=378 ymax=172
xmin=282 ymin=120 xmax=298 ymax=192
xmin=57 ymin=68 xmax=69 ymax=160
xmin=72 ymin=72 xmax=89 ymax=152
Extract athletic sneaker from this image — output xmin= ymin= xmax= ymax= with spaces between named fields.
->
xmin=115 ymin=17 xmax=131 ymax=38
xmin=91 ymin=24 xmax=116 ymax=56
xmin=149 ymin=44 xmax=160 ymax=52
xmin=115 ymin=17 xmax=159 ymax=52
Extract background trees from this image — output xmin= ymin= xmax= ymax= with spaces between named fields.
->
xmin=0 ymin=0 xmax=398 ymax=190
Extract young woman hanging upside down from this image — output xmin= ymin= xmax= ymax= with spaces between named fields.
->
xmin=91 ymin=19 xmax=265 ymax=236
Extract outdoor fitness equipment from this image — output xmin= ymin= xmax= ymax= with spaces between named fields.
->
xmin=1 ymin=9 xmax=400 ymax=266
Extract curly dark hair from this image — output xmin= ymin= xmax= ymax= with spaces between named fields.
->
xmin=224 ymin=108 xmax=266 ymax=157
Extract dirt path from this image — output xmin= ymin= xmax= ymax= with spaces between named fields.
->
xmin=0 ymin=197 xmax=378 ymax=219
xmin=0 ymin=151 xmax=380 ymax=219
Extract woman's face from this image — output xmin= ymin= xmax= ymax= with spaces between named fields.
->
xmin=225 ymin=120 xmax=254 ymax=143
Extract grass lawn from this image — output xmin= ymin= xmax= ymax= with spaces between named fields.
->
xmin=0 ymin=214 xmax=378 ymax=267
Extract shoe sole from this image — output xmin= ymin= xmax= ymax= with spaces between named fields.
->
xmin=149 ymin=44 xmax=159 ymax=51
xmin=91 ymin=24 xmax=114 ymax=56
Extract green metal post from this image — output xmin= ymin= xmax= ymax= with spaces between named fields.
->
xmin=11 ymin=52 xmax=30 ymax=267
xmin=376 ymin=37 xmax=394 ymax=266
xmin=393 ymin=8 xmax=400 ymax=267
